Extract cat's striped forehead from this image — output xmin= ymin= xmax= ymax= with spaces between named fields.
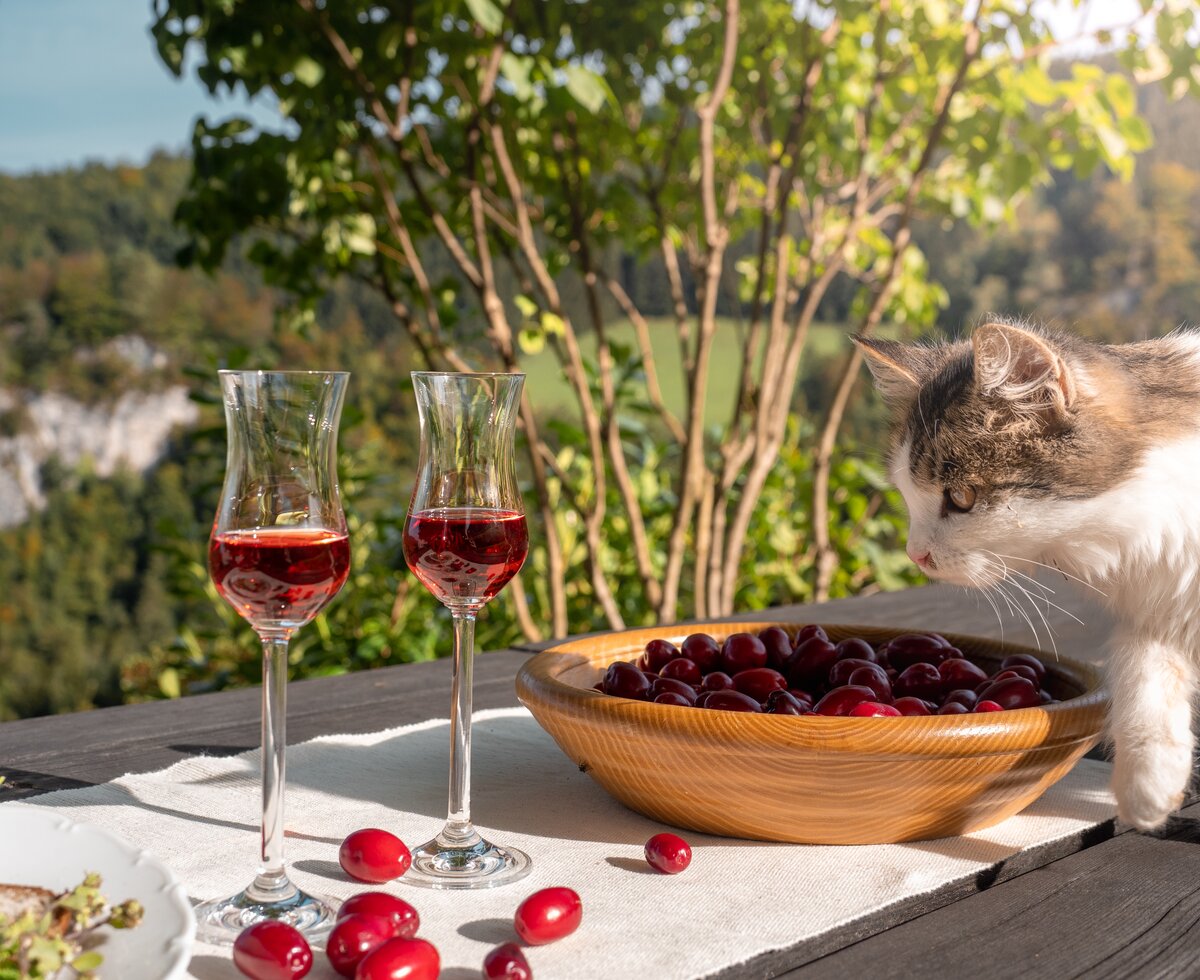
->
xmin=893 ymin=334 xmax=1200 ymax=500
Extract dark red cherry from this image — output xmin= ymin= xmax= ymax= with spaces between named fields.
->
xmin=788 ymin=688 xmax=815 ymax=706
xmin=792 ymin=624 xmax=829 ymax=646
xmin=1038 ymin=689 xmax=1057 ymax=705
xmin=883 ymin=634 xmax=952 ymax=670
xmin=998 ymin=664 xmax=1040 ymax=686
xmin=1001 ymin=653 xmax=1047 ymax=682
xmin=701 ymin=690 xmax=762 ymax=712
xmin=355 ymin=937 xmax=439 ymax=980
xmin=848 ymin=665 xmax=892 ymax=703
xmin=659 ymin=657 xmax=702 ymax=686
xmin=977 ymin=677 xmax=1041 ymax=709
xmin=834 ymin=637 xmax=881 ymax=665
xmin=828 ymin=658 xmax=878 ymax=688
xmin=732 ymin=667 xmax=788 ymax=703
xmin=787 ymin=637 xmax=838 ymax=688
xmin=892 ymin=663 xmax=943 ymax=702
xmin=764 ymin=690 xmax=810 ymax=714
xmin=681 ymin=633 xmax=721 ymax=672
xmin=483 ymin=942 xmax=532 ymax=980
xmin=942 ymin=688 xmax=979 ymax=711
xmin=700 ymin=671 xmax=735 ymax=693
xmin=693 ymin=692 xmax=713 ymax=708
xmin=645 ymin=832 xmax=692 ymax=874
xmin=720 ymin=633 xmax=768 ymax=674
xmin=937 ymin=702 xmax=970 ymax=715
xmin=848 ymin=701 xmax=901 ymax=717
xmin=339 ymin=829 xmax=411 ymax=884
xmin=651 ymin=677 xmax=697 ymax=703
xmin=758 ymin=627 xmax=795 ymax=671
xmin=327 ymin=914 xmax=395 ymax=978
xmin=653 ymin=692 xmax=691 ymax=707
xmin=603 ymin=661 xmax=652 ymax=700
xmin=975 ymin=699 xmax=1004 ymax=712
xmin=813 ymin=684 xmax=876 ymax=716
xmin=892 ymin=696 xmax=933 ymax=716
xmin=938 ymin=658 xmax=989 ymax=693
xmin=337 ymin=893 xmax=419 ymax=939
xmin=233 ymin=921 xmax=313 ymax=980
xmin=514 ymin=888 xmax=582 ymax=945
xmin=643 ymin=638 xmax=682 ymax=673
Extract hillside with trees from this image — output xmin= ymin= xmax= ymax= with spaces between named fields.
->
xmin=1 ymin=3 xmax=1198 ymax=719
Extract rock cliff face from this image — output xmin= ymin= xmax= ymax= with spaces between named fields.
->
xmin=0 ymin=387 xmax=199 ymax=527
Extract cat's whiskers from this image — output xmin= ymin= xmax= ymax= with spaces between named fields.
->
xmin=963 ymin=572 xmax=1006 ymax=642
xmin=990 ymin=553 xmax=1109 ymax=599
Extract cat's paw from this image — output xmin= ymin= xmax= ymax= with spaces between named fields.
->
xmin=1112 ymin=742 xmax=1192 ymax=831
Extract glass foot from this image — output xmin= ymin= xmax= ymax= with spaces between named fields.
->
xmin=403 ymin=836 xmax=532 ymax=890
xmin=195 ymin=882 xmax=338 ymax=945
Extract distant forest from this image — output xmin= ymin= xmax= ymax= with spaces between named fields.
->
xmin=0 ymin=78 xmax=1197 ymax=720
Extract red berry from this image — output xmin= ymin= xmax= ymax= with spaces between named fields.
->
xmin=659 ymin=657 xmax=702 ymax=686
xmin=828 ymin=658 xmax=879 ymax=688
xmin=793 ymin=624 xmax=829 ymax=645
xmin=602 ymin=661 xmax=652 ymax=700
xmin=732 ymin=667 xmax=788 ymax=702
xmin=642 ymin=638 xmax=682 ymax=672
xmin=975 ymin=700 xmax=1004 ymax=712
xmin=893 ymin=662 xmax=943 ymax=702
xmin=848 ymin=701 xmax=901 ymax=717
xmin=787 ymin=637 xmax=838 ymax=687
xmin=699 ymin=690 xmax=762 ymax=712
xmin=514 ymin=887 xmax=583 ymax=945
xmin=813 ymin=684 xmax=876 ymax=716
xmin=892 ymin=696 xmax=933 ymax=716
xmin=327 ymin=914 xmax=395 ymax=978
xmin=763 ymin=689 xmax=810 ymax=714
xmin=942 ymin=688 xmax=979 ymax=711
xmin=645 ymin=832 xmax=692 ymax=874
xmin=483 ymin=942 xmax=533 ymax=980
xmin=653 ymin=692 xmax=691 ymax=706
xmin=938 ymin=657 xmax=990 ymax=693
xmin=720 ymin=633 xmax=768 ymax=674
xmin=233 ymin=921 xmax=313 ymax=980
xmin=700 ymin=671 xmax=735 ymax=693
xmin=937 ymin=702 xmax=970 ymax=715
xmin=883 ymin=634 xmax=951 ymax=670
xmin=847 ymin=665 xmax=892 ymax=704
xmin=834 ymin=637 xmax=881 ymax=665
xmin=758 ymin=627 xmax=795 ymax=671
xmin=339 ymin=829 xmax=412 ymax=883
xmin=1000 ymin=652 xmax=1047 ymax=682
xmin=977 ymin=676 xmax=1040 ymax=709
xmin=354 ymin=937 xmax=440 ymax=980
xmin=651 ymin=676 xmax=697 ymax=703
xmin=680 ymin=633 xmax=721 ymax=672
xmin=337 ymin=893 xmax=419 ymax=939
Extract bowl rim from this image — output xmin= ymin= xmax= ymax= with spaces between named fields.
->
xmin=516 ymin=621 xmax=1109 ymax=756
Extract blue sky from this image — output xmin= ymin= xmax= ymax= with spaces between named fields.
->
xmin=0 ymin=0 xmax=277 ymax=174
xmin=0 ymin=0 xmax=1144 ymax=175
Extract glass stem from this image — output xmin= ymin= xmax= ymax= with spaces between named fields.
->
xmin=249 ymin=631 xmax=297 ymax=901
xmin=440 ymin=610 xmax=480 ymax=849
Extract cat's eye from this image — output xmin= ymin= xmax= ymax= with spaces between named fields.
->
xmin=944 ymin=486 xmax=977 ymax=513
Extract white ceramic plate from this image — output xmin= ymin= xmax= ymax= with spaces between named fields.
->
xmin=0 ymin=805 xmax=195 ymax=980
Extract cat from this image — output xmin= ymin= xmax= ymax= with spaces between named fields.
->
xmin=854 ymin=321 xmax=1200 ymax=830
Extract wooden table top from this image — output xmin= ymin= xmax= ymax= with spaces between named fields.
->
xmin=3 ymin=584 xmax=1198 ymax=979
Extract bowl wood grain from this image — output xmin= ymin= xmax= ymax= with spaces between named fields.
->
xmin=516 ymin=622 xmax=1108 ymax=844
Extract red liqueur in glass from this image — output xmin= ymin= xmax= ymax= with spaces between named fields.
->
xmin=210 ymin=527 xmax=350 ymax=630
xmin=403 ymin=507 xmax=527 ymax=606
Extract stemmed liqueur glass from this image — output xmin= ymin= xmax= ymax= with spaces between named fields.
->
xmin=402 ymin=372 xmax=531 ymax=888
xmin=196 ymin=370 xmax=351 ymax=943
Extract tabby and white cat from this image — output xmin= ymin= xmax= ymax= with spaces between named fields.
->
xmin=855 ymin=321 xmax=1200 ymax=830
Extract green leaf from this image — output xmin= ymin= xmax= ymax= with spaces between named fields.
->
xmin=464 ymin=0 xmax=504 ymax=35
xmin=1104 ymin=74 xmax=1137 ymax=117
xmin=540 ymin=311 xmax=566 ymax=336
xmin=293 ymin=57 xmax=324 ymax=88
xmin=518 ymin=327 xmax=545 ymax=354
xmin=501 ymin=52 xmax=535 ymax=102
xmin=72 ymin=952 xmax=104 ymax=973
xmin=564 ymin=64 xmax=611 ymax=114
xmin=513 ymin=294 xmax=538 ymax=319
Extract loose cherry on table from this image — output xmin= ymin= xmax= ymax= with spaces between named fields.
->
xmin=232 ymin=921 xmax=313 ymax=980
xmin=483 ymin=942 xmax=533 ymax=979
xmin=327 ymin=914 xmax=396 ymax=978
xmin=337 ymin=893 xmax=420 ymax=939
xmin=339 ymin=829 xmax=413 ymax=883
xmin=514 ymin=887 xmax=583 ymax=945
xmin=645 ymin=832 xmax=692 ymax=874
xmin=354 ymin=937 xmax=440 ymax=980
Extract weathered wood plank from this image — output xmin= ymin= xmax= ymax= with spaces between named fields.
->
xmin=0 ymin=649 xmax=531 ymax=798
xmin=776 ymin=804 xmax=1200 ymax=980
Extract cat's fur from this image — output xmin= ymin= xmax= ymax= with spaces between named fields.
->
xmin=855 ymin=321 xmax=1200 ymax=830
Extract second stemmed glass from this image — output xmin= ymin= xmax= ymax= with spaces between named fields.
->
xmin=401 ymin=371 xmax=531 ymax=889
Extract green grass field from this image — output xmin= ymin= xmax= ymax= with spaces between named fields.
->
xmin=517 ymin=317 xmax=854 ymax=429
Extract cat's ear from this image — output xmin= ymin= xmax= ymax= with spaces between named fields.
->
xmin=972 ymin=323 xmax=1076 ymax=419
xmin=852 ymin=336 xmax=936 ymax=408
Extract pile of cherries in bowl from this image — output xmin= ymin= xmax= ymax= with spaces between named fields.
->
xmin=595 ymin=626 xmax=1059 ymax=716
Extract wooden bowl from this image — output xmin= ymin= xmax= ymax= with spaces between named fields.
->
xmin=515 ymin=622 xmax=1108 ymax=844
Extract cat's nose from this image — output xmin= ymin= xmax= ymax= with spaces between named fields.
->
xmin=907 ymin=546 xmax=935 ymax=570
